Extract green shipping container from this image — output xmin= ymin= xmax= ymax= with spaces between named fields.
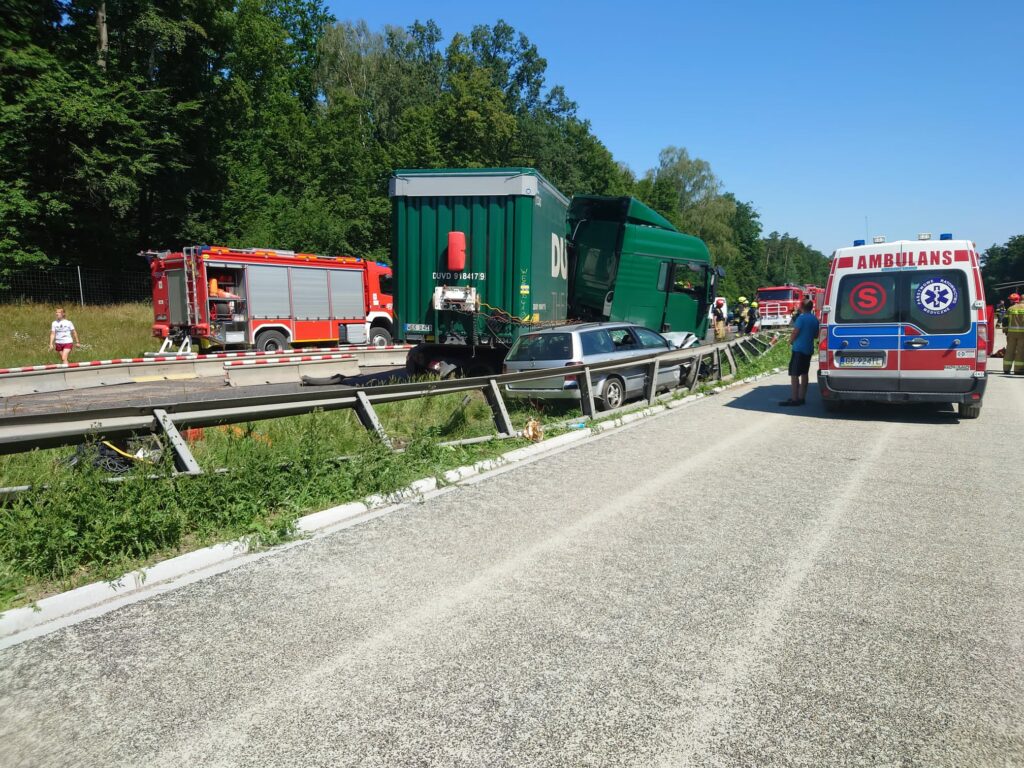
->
xmin=390 ymin=168 xmax=570 ymax=372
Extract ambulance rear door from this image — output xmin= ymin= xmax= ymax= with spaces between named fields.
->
xmin=828 ymin=270 xmax=900 ymax=392
xmin=899 ymin=260 xmax=975 ymax=393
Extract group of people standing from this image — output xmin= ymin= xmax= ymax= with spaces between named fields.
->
xmin=710 ymin=296 xmax=759 ymax=342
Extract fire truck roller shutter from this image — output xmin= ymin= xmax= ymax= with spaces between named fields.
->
xmin=166 ymin=269 xmax=188 ymax=325
xmin=330 ymin=270 xmax=365 ymax=319
xmin=290 ymin=267 xmax=330 ymax=319
xmin=248 ymin=265 xmax=291 ymax=317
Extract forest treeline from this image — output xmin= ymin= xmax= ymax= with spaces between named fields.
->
xmin=1 ymin=0 xmax=871 ymax=299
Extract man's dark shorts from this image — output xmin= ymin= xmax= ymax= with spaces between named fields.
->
xmin=788 ymin=351 xmax=812 ymax=377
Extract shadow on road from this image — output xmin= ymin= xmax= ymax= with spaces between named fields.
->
xmin=726 ymin=383 xmax=963 ymax=424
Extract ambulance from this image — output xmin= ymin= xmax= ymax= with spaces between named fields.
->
xmin=817 ymin=234 xmax=988 ymax=419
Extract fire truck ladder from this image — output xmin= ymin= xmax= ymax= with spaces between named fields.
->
xmin=158 ymin=246 xmax=201 ymax=355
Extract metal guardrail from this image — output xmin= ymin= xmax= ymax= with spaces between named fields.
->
xmin=0 ymin=334 xmax=778 ymax=470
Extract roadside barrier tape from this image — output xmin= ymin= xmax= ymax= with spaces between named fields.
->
xmin=222 ymin=354 xmax=358 ymax=367
xmin=0 ymin=345 xmax=412 ymax=377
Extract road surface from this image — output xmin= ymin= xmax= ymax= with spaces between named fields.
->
xmin=1 ymin=367 xmax=1022 ymax=767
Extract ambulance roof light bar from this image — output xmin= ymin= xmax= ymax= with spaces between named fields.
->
xmin=872 ymin=236 xmax=886 ymax=244
xmin=939 ymin=233 xmax=953 ymax=240
xmin=853 ymin=239 xmax=866 ymax=246
xmin=917 ymin=233 xmax=932 ymax=240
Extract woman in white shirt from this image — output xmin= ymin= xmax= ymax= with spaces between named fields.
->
xmin=49 ymin=307 xmax=80 ymax=363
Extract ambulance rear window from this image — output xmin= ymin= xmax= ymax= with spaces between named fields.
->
xmin=907 ymin=270 xmax=969 ymax=334
xmin=835 ymin=273 xmax=898 ymax=324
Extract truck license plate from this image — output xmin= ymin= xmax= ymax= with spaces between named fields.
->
xmin=836 ymin=354 xmax=884 ymax=368
xmin=405 ymin=323 xmax=431 ymax=333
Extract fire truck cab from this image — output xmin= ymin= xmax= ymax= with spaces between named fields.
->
xmin=755 ymin=284 xmax=824 ymax=327
xmin=817 ymin=234 xmax=988 ymax=419
xmin=145 ymin=245 xmax=394 ymax=353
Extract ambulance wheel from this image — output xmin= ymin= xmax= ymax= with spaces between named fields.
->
xmin=255 ymin=330 xmax=289 ymax=353
xmin=368 ymin=326 xmax=392 ymax=347
xmin=598 ymin=375 xmax=626 ymax=411
xmin=957 ymin=402 xmax=982 ymax=420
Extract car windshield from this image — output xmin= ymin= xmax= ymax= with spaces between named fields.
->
xmin=506 ymin=332 xmax=572 ymax=362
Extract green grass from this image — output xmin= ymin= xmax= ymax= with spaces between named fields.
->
xmin=0 ymin=301 xmax=157 ymax=368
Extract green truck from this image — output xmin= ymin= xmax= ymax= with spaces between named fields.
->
xmin=390 ymin=168 xmax=722 ymax=375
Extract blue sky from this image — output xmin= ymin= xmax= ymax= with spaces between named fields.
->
xmin=327 ymin=0 xmax=1022 ymax=255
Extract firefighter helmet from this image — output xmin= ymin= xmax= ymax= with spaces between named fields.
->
xmin=751 ymin=301 xmax=759 ymax=308
xmin=1012 ymin=293 xmax=1021 ymax=302
xmin=738 ymin=296 xmax=748 ymax=303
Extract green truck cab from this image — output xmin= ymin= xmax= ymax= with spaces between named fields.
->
xmin=390 ymin=169 xmax=721 ymax=375
xmin=568 ymin=195 xmax=719 ymax=344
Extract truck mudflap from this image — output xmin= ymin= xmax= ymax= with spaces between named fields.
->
xmin=817 ymin=373 xmax=987 ymax=404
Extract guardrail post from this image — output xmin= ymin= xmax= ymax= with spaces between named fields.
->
xmin=484 ymin=378 xmax=515 ymax=437
xmin=722 ymin=345 xmax=737 ymax=378
xmin=712 ymin=348 xmax=723 ymax=382
xmin=645 ymin=359 xmax=660 ymax=404
xmin=734 ymin=338 xmax=753 ymax=362
xmin=354 ymin=390 xmax=392 ymax=449
xmin=685 ymin=353 xmax=703 ymax=392
xmin=579 ymin=367 xmax=596 ymax=418
xmin=152 ymin=408 xmax=202 ymax=475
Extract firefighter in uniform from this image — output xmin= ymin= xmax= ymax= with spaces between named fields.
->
xmin=736 ymin=297 xmax=750 ymax=336
xmin=712 ymin=297 xmax=727 ymax=342
xmin=1005 ymin=293 xmax=1024 ymax=375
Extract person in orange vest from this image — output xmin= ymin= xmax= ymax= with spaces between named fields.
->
xmin=1005 ymin=293 xmax=1024 ymax=374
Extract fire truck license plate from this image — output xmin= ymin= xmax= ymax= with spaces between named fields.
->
xmin=836 ymin=354 xmax=884 ymax=368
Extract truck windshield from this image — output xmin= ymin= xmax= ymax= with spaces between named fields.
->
xmin=506 ymin=333 xmax=572 ymax=362
xmin=756 ymin=289 xmax=798 ymax=301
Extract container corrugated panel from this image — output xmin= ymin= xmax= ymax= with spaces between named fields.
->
xmin=390 ymin=168 xmax=570 ymax=347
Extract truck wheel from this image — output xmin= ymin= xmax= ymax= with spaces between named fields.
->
xmin=957 ymin=402 xmax=982 ymax=419
xmin=369 ymin=326 xmax=393 ymax=347
xmin=255 ymin=330 xmax=289 ymax=353
xmin=598 ymin=375 xmax=626 ymax=411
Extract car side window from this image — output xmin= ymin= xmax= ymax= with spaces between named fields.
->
xmin=634 ymin=327 xmax=669 ymax=350
xmin=609 ymin=328 xmax=637 ymax=349
xmin=580 ymin=330 xmax=615 ymax=355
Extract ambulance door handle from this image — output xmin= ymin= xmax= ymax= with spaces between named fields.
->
xmin=905 ymin=338 xmax=928 ymax=348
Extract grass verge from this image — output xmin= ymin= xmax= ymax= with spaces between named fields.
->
xmin=0 ymin=301 xmax=157 ymax=368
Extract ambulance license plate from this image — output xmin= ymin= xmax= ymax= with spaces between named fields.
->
xmin=836 ymin=354 xmax=884 ymax=368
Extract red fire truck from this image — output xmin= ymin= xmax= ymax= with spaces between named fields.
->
xmin=144 ymin=245 xmax=394 ymax=353
xmin=754 ymin=284 xmax=825 ymax=327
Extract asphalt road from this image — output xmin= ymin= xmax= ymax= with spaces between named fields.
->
xmin=1 ymin=367 xmax=1022 ymax=767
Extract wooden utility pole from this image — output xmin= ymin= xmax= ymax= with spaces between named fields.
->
xmin=96 ymin=2 xmax=108 ymax=71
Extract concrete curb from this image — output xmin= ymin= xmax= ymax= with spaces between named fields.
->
xmin=0 ymin=362 xmax=784 ymax=647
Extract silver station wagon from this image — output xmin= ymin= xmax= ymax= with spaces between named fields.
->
xmin=503 ymin=322 xmax=683 ymax=410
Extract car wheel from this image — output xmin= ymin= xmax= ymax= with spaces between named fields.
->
xmin=957 ymin=402 xmax=981 ymax=419
xmin=598 ymin=375 xmax=626 ymax=411
xmin=369 ymin=326 xmax=392 ymax=347
xmin=255 ymin=330 xmax=289 ymax=353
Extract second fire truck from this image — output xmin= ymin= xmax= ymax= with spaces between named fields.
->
xmin=144 ymin=245 xmax=394 ymax=353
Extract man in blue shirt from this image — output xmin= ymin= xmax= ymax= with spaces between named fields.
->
xmin=779 ymin=298 xmax=820 ymax=406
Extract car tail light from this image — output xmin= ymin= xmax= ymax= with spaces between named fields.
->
xmin=976 ymin=323 xmax=988 ymax=367
xmin=564 ymin=361 xmax=583 ymax=384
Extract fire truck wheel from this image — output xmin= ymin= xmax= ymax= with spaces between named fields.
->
xmin=369 ymin=326 xmax=393 ymax=347
xmin=255 ymin=330 xmax=289 ymax=353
